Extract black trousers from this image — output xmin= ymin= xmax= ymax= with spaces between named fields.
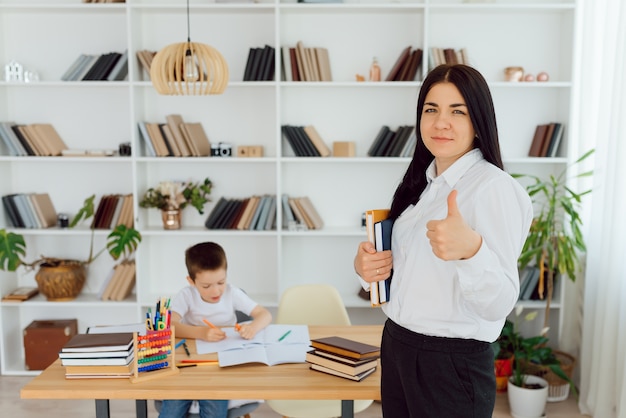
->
xmin=381 ymin=319 xmax=496 ymax=418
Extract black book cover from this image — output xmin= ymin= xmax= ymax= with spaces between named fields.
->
xmin=2 ymin=194 xmax=24 ymax=228
xmin=367 ymin=125 xmax=390 ymax=157
xmin=281 ymin=125 xmax=305 ymax=157
xmin=255 ymin=45 xmax=272 ymax=81
xmin=10 ymin=125 xmax=36 ymax=156
xmin=96 ymin=52 xmax=122 ymax=81
xmin=212 ymin=198 xmax=238 ymax=229
xmin=81 ymin=54 xmax=109 ymax=81
xmin=248 ymin=47 xmax=264 ymax=82
xmin=216 ymin=199 xmax=243 ymax=229
xmin=294 ymin=126 xmax=320 ymax=157
xmin=243 ymin=48 xmax=258 ymax=81
xmin=204 ymin=197 xmax=228 ymax=229
xmin=375 ymin=129 xmax=397 ymax=157
xmin=261 ymin=46 xmax=275 ymax=81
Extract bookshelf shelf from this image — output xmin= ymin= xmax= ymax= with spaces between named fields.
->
xmin=0 ymin=0 xmax=578 ymax=374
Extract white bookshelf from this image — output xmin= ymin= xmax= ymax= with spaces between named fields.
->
xmin=0 ymin=0 xmax=578 ymax=374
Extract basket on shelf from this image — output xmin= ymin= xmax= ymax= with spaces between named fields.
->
xmin=523 ymin=350 xmax=576 ymax=402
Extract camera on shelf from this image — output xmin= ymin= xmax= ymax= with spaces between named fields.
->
xmin=211 ymin=142 xmax=233 ymax=157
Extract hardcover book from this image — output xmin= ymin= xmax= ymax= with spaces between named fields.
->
xmin=62 ymin=332 xmax=133 ymax=353
xmin=305 ymin=350 xmax=378 ymax=376
xmin=309 ymin=363 xmax=377 ymax=382
xmin=310 ymin=336 xmax=380 ymax=360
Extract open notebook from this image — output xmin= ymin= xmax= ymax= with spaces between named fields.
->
xmin=195 ymin=324 xmax=310 ymax=367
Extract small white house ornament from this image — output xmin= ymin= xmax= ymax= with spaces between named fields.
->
xmin=5 ymin=60 xmax=24 ymax=82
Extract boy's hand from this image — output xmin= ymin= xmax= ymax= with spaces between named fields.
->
xmin=237 ymin=323 xmax=258 ymax=340
xmin=202 ymin=326 xmax=226 ymax=342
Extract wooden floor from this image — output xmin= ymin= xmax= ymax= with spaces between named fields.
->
xmin=3 ymin=375 xmax=588 ymax=417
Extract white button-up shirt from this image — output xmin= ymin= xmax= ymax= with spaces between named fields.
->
xmin=382 ymin=149 xmax=533 ymax=342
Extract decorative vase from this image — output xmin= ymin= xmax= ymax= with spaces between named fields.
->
xmin=161 ymin=208 xmax=182 ymax=230
xmin=35 ymin=260 xmax=87 ymax=301
xmin=507 ymin=375 xmax=548 ymax=418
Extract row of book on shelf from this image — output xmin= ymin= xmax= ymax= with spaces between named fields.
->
xmin=365 ymin=209 xmax=393 ymax=307
xmin=138 ymin=114 xmax=212 ymax=157
xmin=91 ymin=193 xmax=135 ymax=229
xmin=518 ymin=266 xmax=552 ymax=301
xmin=367 ymin=125 xmax=417 ymax=157
xmin=306 ymin=336 xmax=380 ymax=382
xmin=528 ymin=122 xmax=564 ymax=158
xmin=428 ymin=47 xmax=470 ymax=69
xmin=204 ymin=194 xmax=323 ymax=231
xmin=243 ymin=45 xmax=276 ymax=81
xmin=2 ymin=192 xmax=57 ymax=229
xmin=61 ymin=50 xmax=128 ymax=82
xmin=384 ymin=46 xmax=423 ymax=82
xmin=281 ymin=41 xmax=332 ymax=82
xmin=281 ymin=125 xmax=331 ymax=157
xmin=0 ymin=121 xmax=68 ymax=157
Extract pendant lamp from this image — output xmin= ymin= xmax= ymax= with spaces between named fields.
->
xmin=150 ymin=0 xmax=229 ymax=95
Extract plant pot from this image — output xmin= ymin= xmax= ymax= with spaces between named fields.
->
xmin=522 ymin=350 xmax=576 ymax=402
xmin=35 ymin=260 xmax=87 ymax=301
xmin=495 ymin=356 xmax=514 ymax=392
xmin=507 ymin=374 xmax=548 ymax=418
xmin=161 ymin=208 xmax=182 ymax=230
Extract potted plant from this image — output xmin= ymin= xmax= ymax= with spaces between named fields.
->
xmin=0 ymin=194 xmax=142 ymax=301
xmin=512 ymin=149 xmax=594 ymax=329
xmin=139 ymin=177 xmax=212 ymax=229
xmin=492 ymin=319 xmax=517 ymax=392
xmin=506 ymin=307 xmax=577 ymax=417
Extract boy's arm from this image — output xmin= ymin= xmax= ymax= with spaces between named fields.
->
xmin=238 ymin=305 xmax=272 ymax=340
xmin=170 ymin=311 xmax=226 ymax=342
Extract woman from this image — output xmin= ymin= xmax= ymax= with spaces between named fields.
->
xmin=354 ymin=64 xmax=533 ymax=417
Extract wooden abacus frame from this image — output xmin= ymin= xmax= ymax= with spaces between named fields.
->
xmin=130 ymin=326 xmax=179 ymax=383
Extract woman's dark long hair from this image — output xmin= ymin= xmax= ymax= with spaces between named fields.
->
xmin=388 ymin=64 xmax=504 ymax=221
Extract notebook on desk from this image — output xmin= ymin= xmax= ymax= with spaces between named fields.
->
xmin=195 ymin=324 xmax=310 ymax=367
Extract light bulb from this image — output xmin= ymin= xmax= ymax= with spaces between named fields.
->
xmin=184 ymin=49 xmax=199 ymax=82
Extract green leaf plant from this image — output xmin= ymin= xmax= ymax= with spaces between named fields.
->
xmin=506 ymin=307 xmax=577 ymax=397
xmin=512 ymin=149 xmax=594 ymax=329
xmin=0 ymin=194 xmax=142 ymax=272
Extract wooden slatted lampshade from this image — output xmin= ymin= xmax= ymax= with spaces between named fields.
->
xmin=149 ymin=0 xmax=228 ymax=95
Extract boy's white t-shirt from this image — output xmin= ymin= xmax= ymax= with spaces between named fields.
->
xmin=170 ymin=284 xmax=264 ymax=411
xmin=170 ymin=283 xmax=258 ymax=327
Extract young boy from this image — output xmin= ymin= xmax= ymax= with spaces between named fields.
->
xmin=159 ymin=241 xmax=272 ymax=418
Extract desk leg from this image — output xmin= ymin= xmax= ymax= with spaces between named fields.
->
xmin=136 ymin=400 xmax=148 ymax=418
xmin=341 ymin=400 xmax=354 ymax=418
xmin=95 ymin=399 xmax=110 ymax=418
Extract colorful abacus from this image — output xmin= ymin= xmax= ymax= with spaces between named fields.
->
xmin=130 ymin=327 xmax=180 ymax=383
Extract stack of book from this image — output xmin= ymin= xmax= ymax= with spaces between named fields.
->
xmin=282 ymin=194 xmax=323 ymax=230
xmin=60 ymin=332 xmax=135 ymax=379
xmin=364 ymin=208 xmax=393 ymax=307
xmin=135 ymin=50 xmax=157 ymax=81
xmin=428 ymin=46 xmax=469 ymax=69
xmin=307 ymin=336 xmax=380 ymax=382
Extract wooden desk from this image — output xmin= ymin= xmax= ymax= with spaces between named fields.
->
xmin=21 ymin=325 xmax=382 ymax=418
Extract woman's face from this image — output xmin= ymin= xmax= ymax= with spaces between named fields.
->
xmin=420 ymin=82 xmax=476 ymax=175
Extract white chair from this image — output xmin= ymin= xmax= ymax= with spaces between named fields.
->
xmin=266 ymin=284 xmax=374 ymax=418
